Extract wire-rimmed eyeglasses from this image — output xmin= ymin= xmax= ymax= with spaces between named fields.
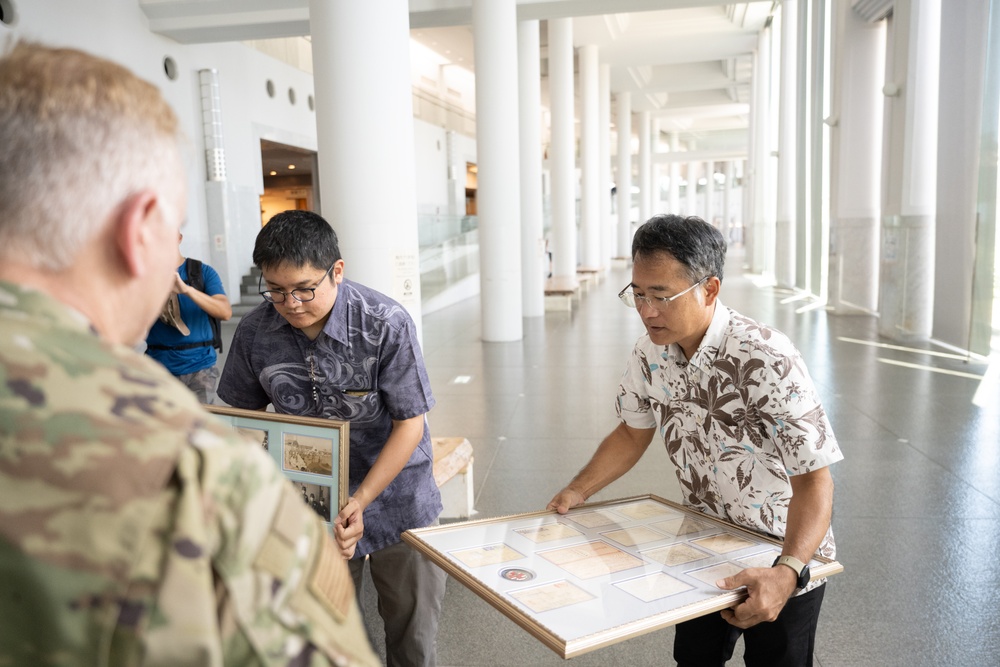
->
xmin=259 ymin=261 xmax=336 ymax=304
xmin=618 ymin=275 xmax=709 ymax=311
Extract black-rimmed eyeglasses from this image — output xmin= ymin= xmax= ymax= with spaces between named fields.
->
xmin=259 ymin=261 xmax=336 ymax=304
xmin=618 ymin=276 xmax=709 ymax=311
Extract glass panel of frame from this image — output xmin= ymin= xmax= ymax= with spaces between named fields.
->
xmin=403 ymin=494 xmax=843 ymax=659
xmin=206 ymin=405 xmax=349 ymax=528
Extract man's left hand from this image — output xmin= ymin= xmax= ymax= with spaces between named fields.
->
xmin=334 ymin=497 xmax=365 ymax=559
xmin=172 ymin=272 xmax=189 ymax=296
xmin=715 ymin=565 xmax=798 ymax=628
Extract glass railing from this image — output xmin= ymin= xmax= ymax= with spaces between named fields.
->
xmin=419 ymin=214 xmax=480 ymax=308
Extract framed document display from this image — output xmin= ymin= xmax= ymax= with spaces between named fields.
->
xmin=402 ymin=494 xmax=843 ymax=659
xmin=206 ymin=405 xmax=349 ymax=524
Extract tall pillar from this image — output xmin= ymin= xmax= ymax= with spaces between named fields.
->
xmin=686 ymin=161 xmax=698 ymax=218
xmin=638 ymin=111 xmax=652 ymax=225
xmin=579 ymin=44 xmax=601 ymax=270
xmin=828 ymin=1 xmax=884 ymax=315
xmin=473 ymin=0 xmax=522 ymax=340
xmin=549 ymin=18 xmax=576 ymax=280
xmin=518 ymin=19 xmax=544 ymax=318
xmin=669 ymin=132 xmax=681 ymax=214
xmin=616 ymin=92 xmax=632 ymax=258
xmin=751 ymin=22 xmax=776 ymax=279
xmin=309 ymin=0 xmax=423 ymax=333
xmin=705 ymin=160 xmax=716 ymax=227
xmin=879 ymin=0 xmax=941 ymax=341
xmin=774 ymin=0 xmax=798 ymax=289
xmin=722 ymin=160 xmax=734 ymax=242
xmin=599 ymin=64 xmax=613 ymax=266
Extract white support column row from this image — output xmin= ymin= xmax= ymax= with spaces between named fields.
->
xmin=308 ymin=0 xmax=424 ymax=336
xmin=878 ymin=0 xmax=941 ymax=341
xmin=616 ymin=92 xmax=632 ymax=258
xmin=579 ymin=44 xmax=601 ymax=270
xmin=473 ymin=0 xmax=522 ymax=341
xmin=549 ymin=18 xmax=577 ymax=281
xmin=638 ymin=110 xmax=652 ymax=226
xmin=518 ymin=19 xmax=544 ymax=318
xmin=599 ymin=64 xmax=613 ymax=266
xmin=774 ymin=0 xmax=798 ymax=289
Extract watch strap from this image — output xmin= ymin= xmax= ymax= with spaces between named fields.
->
xmin=773 ymin=555 xmax=806 ymax=576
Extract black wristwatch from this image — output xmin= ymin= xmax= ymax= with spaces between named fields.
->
xmin=772 ymin=555 xmax=811 ymax=590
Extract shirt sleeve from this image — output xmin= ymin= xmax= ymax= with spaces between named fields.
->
xmin=201 ymin=263 xmax=226 ymax=298
xmin=376 ymin=315 xmax=435 ymax=421
xmin=217 ymin=315 xmax=270 ymax=410
xmin=616 ymin=343 xmax=658 ymax=430
xmin=752 ymin=343 xmax=843 ymax=476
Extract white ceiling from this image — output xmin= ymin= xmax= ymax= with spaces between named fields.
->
xmin=141 ymin=0 xmax=774 ymax=153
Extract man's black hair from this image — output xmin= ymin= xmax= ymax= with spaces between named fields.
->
xmin=253 ymin=210 xmax=342 ymax=271
xmin=631 ymin=214 xmax=726 ymax=283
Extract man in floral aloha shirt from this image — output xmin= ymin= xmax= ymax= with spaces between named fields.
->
xmin=549 ymin=214 xmax=843 ymax=667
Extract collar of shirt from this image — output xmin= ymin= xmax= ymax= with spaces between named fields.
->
xmin=0 ymin=279 xmax=98 ymax=336
xmin=663 ymin=301 xmax=730 ymax=374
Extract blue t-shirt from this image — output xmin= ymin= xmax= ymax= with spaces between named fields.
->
xmin=145 ymin=259 xmax=225 ymax=376
xmin=217 ymin=279 xmax=441 ymax=556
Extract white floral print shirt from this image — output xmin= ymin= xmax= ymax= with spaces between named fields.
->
xmin=618 ymin=302 xmax=843 ymax=565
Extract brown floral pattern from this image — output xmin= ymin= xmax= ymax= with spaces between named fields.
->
xmin=618 ymin=304 xmax=843 ymax=559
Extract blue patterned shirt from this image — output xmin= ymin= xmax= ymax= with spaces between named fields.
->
xmin=218 ymin=279 xmax=441 ymax=556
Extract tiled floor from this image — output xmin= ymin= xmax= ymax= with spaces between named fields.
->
xmin=223 ymin=246 xmax=1000 ymax=666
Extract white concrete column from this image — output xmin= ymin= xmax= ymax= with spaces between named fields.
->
xmin=705 ymin=160 xmax=715 ymax=227
xmin=598 ymin=64 xmax=612 ymax=266
xmin=686 ymin=161 xmax=698 ymax=217
xmin=774 ymin=0 xmax=798 ymax=289
xmin=473 ymin=0 xmax=523 ymax=341
xmin=579 ymin=44 xmax=601 ymax=270
xmin=549 ymin=18 xmax=577 ymax=280
xmin=879 ymin=0 xmax=941 ymax=341
xmin=638 ymin=111 xmax=652 ymax=225
xmin=828 ymin=1 xmax=884 ymax=315
xmin=722 ymin=160 xmax=734 ymax=243
xmin=309 ymin=0 xmax=423 ymax=333
xmin=518 ymin=19 xmax=544 ymax=318
xmin=935 ymin=0 xmax=992 ymax=352
xmin=669 ymin=132 xmax=681 ymax=214
xmin=616 ymin=91 xmax=632 ymax=258
xmin=751 ymin=22 xmax=776 ymax=279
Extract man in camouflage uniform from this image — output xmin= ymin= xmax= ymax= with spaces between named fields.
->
xmin=0 ymin=42 xmax=378 ymax=666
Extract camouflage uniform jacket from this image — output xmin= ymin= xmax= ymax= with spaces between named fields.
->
xmin=0 ymin=282 xmax=379 ymax=667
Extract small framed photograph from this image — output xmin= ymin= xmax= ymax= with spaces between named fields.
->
xmin=206 ymin=405 xmax=349 ymax=516
xmin=402 ymin=494 xmax=843 ymax=659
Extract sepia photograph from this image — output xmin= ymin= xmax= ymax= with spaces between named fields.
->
xmin=282 ymin=432 xmax=334 ymax=476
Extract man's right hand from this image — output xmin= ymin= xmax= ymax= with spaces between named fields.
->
xmin=547 ymin=487 xmax=587 ymax=515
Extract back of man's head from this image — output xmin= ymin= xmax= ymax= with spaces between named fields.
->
xmin=632 ymin=214 xmax=727 ymax=283
xmin=254 ymin=210 xmax=342 ymax=271
xmin=0 ymin=41 xmax=184 ymax=270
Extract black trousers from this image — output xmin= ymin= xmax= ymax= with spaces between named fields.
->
xmin=674 ymin=584 xmax=826 ymax=667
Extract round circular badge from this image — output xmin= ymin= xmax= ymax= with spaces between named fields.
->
xmin=499 ymin=567 xmax=536 ymax=582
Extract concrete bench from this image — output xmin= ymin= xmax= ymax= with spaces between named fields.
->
xmin=576 ymin=266 xmax=603 ymax=291
xmin=432 ymin=437 xmax=475 ymax=519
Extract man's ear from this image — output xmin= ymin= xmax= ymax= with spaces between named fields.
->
xmin=114 ymin=190 xmax=160 ymax=278
xmin=703 ymin=276 xmax=722 ymax=306
xmin=332 ymin=259 xmax=346 ymax=284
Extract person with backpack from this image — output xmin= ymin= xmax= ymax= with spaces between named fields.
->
xmin=145 ymin=231 xmax=232 ymax=403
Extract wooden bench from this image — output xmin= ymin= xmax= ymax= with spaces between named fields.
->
xmin=432 ymin=437 xmax=475 ymax=519
xmin=576 ymin=266 xmax=604 ymax=291
xmin=544 ymin=275 xmax=580 ymax=311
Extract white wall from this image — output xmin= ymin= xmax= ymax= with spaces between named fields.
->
xmin=5 ymin=0 xmax=477 ymax=302
xmin=5 ymin=0 xmax=318 ymax=300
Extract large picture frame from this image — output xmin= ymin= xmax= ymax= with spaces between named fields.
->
xmin=206 ymin=405 xmax=349 ymax=525
xmin=402 ymin=494 xmax=843 ymax=659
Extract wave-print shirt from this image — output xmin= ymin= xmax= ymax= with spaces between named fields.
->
xmin=618 ymin=302 xmax=843 ymax=590
xmin=218 ymin=279 xmax=441 ymax=557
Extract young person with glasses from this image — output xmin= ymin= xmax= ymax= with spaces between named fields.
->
xmin=548 ymin=214 xmax=843 ymax=667
xmin=218 ymin=210 xmax=446 ymax=667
